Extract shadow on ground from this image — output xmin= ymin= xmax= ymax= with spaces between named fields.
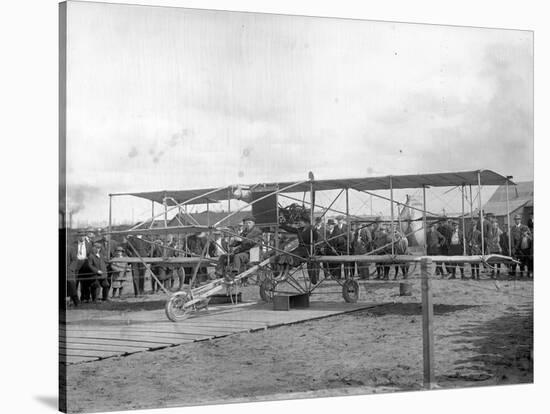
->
xmin=34 ymin=395 xmax=57 ymax=410
xmin=443 ymin=309 xmax=533 ymax=384
xmin=68 ymin=299 xmax=167 ymax=312
xmin=354 ymin=302 xmax=479 ymax=317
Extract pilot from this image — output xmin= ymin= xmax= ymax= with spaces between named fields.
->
xmin=216 ymin=216 xmax=262 ymax=281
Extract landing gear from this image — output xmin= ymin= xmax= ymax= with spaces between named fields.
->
xmin=165 ymin=291 xmax=209 ymax=322
xmin=259 ymin=278 xmax=276 ymax=303
xmin=342 ymin=279 xmax=359 ymax=303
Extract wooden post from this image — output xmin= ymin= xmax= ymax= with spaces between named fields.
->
xmin=108 ymin=194 xmax=112 ymax=256
xmin=421 ymin=257 xmax=435 ymax=388
xmin=461 ymin=185 xmax=466 ymax=255
xmin=275 ymin=185 xmax=280 ymax=252
xmin=477 ymin=171 xmax=484 ymax=255
xmin=345 ymin=187 xmax=350 ymax=256
xmin=422 ymin=185 xmax=427 ymax=255
xmin=506 ymin=176 xmax=513 ymax=256
xmin=310 ymin=180 xmax=315 ymax=256
xmin=390 ymin=176 xmax=394 ymax=255
xmin=469 ymin=185 xmax=474 ymax=224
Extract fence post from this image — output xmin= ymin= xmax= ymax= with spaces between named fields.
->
xmin=421 ymin=257 xmax=435 ymax=388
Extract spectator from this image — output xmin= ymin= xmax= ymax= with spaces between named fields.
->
xmin=486 ymin=221 xmax=503 ymax=278
xmin=125 ymin=234 xmax=148 ymax=297
xmin=468 ymin=221 xmax=482 ymax=280
xmin=75 ymin=230 xmax=94 ymax=302
xmin=313 ymin=217 xmax=328 ymax=279
xmin=438 ymin=218 xmax=453 ymax=275
xmin=279 ymin=215 xmax=319 ymax=284
xmin=393 ymin=230 xmax=409 ymax=279
xmin=447 ymin=221 xmax=465 ymax=279
xmin=427 ymin=223 xmax=446 ymax=277
xmin=87 ymin=242 xmax=110 ymax=302
xmin=352 ymin=223 xmax=371 ymax=280
xmin=325 ymin=219 xmax=342 ymax=279
xmin=516 ymin=227 xmax=533 ymax=278
xmin=66 ymin=230 xmax=91 ymax=306
xmin=110 ymin=246 xmax=129 ymax=298
xmin=150 ymin=238 xmax=168 ymax=293
xmin=372 ymin=224 xmax=391 ymax=280
xmin=510 ymin=214 xmax=530 ymax=277
xmin=334 ymin=215 xmax=351 ymax=278
xmin=85 ymin=228 xmax=95 ymax=245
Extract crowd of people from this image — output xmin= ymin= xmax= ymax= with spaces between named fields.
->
xmin=65 ymin=211 xmax=533 ymax=307
xmin=314 ymin=216 xmax=411 ymax=281
xmin=426 ymin=213 xmax=533 ymax=280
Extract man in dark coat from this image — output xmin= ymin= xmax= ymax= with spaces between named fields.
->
xmin=446 ymin=221 xmax=465 ymax=279
xmin=72 ymin=230 xmax=93 ymax=302
xmin=372 ymin=224 xmax=392 ymax=279
xmin=150 ymin=238 xmax=168 ymax=292
xmin=87 ymin=242 xmax=110 ymax=302
xmin=510 ymin=214 xmax=530 ymax=277
xmin=125 ymin=235 xmax=149 ymax=297
xmin=352 ymin=223 xmax=372 ymax=279
xmin=216 ymin=217 xmax=262 ymax=281
xmin=325 ymin=219 xmax=342 ymax=279
xmin=66 ymin=230 xmax=91 ymax=306
xmin=438 ymin=218 xmax=453 ymax=275
xmin=427 ymin=223 xmax=446 ymax=276
xmin=279 ymin=215 xmax=319 ymax=283
xmin=313 ymin=217 xmax=328 ymax=279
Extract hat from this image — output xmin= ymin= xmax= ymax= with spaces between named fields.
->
xmin=486 ymin=212 xmax=495 ymax=217
xmin=327 ymin=219 xmax=335 ymax=225
xmin=115 ymin=246 xmax=124 ymax=252
xmin=335 ymin=215 xmax=345 ymax=220
xmin=514 ymin=214 xmax=522 ymax=219
xmin=243 ymin=216 xmax=256 ymax=222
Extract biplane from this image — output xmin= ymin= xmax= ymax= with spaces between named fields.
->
xmin=107 ymin=169 xmax=519 ymax=322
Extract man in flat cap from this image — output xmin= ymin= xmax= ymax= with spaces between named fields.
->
xmin=324 ymin=218 xmax=342 ymax=279
xmin=510 ymin=214 xmax=531 ymax=277
xmin=87 ymin=241 xmax=111 ymax=302
xmin=333 ymin=215 xmax=350 ymax=277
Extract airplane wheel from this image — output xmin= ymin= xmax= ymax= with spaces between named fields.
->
xmin=165 ymin=291 xmax=194 ymax=322
xmin=342 ymin=279 xmax=359 ymax=303
xmin=259 ymin=279 xmax=276 ymax=303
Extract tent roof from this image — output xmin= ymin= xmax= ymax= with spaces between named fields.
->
xmin=116 ymin=170 xmax=514 ymax=206
xmin=484 ymin=199 xmax=530 ymax=217
xmin=483 ymin=180 xmax=533 ymax=216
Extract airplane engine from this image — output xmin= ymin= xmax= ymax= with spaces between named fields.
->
xmin=233 ymin=186 xmax=252 ymax=202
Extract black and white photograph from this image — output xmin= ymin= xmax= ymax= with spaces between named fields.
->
xmin=55 ymin=1 xmax=537 ymax=413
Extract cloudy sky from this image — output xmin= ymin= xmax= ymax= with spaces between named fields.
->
xmin=64 ymin=2 xmax=533 ymax=225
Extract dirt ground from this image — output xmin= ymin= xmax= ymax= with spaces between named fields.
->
xmin=64 ymin=269 xmax=533 ymax=413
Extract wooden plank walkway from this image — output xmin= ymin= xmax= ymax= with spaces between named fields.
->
xmin=60 ymin=301 xmax=378 ymax=365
